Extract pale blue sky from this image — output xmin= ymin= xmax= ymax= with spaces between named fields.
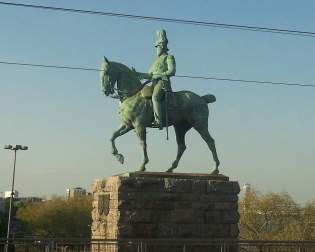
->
xmin=0 ymin=0 xmax=314 ymax=203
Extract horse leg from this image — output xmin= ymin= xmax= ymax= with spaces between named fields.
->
xmin=194 ymin=125 xmax=220 ymax=174
xmin=135 ymin=125 xmax=149 ymax=172
xmin=166 ymin=123 xmax=191 ymax=173
xmin=110 ymin=124 xmax=132 ymax=164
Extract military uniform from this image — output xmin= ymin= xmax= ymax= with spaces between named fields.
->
xmin=135 ymin=30 xmax=176 ymax=129
xmin=149 ymin=53 xmax=176 ymax=127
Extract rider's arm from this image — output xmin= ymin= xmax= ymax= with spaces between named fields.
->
xmin=132 ymin=67 xmax=152 ymax=80
xmin=138 ymin=72 xmax=152 ymax=80
xmin=152 ymin=55 xmax=176 ymax=80
xmin=165 ymin=55 xmax=176 ymax=77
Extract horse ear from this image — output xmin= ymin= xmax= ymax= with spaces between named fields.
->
xmin=100 ymin=57 xmax=109 ymax=82
xmin=103 ymin=56 xmax=109 ymax=64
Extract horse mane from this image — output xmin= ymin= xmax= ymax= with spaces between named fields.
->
xmin=109 ymin=61 xmax=142 ymax=98
xmin=110 ymin=61 xmax=131 ymax=73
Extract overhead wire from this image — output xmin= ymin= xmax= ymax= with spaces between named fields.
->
xmin=1 ymin=60 xmax=314 ymax=88
xmin=0 ymin=1 xmax=315 ymax=38
xmin=0 ymin=2 xmax=314 ymax=88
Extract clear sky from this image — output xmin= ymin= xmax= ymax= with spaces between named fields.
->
xmin=0 ymin=0 xmax=314 ymax=203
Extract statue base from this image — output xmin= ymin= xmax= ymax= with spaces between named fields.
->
xmin=91 ymin=172 xmax=240 ymax=251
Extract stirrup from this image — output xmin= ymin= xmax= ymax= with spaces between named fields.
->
xmin=151 ymin=121 xmax=163 ymax=130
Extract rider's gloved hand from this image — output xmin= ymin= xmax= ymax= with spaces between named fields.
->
xmin=152 ymin=73 xmax=163 ymax=80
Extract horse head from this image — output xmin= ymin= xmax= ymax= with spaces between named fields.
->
xmin=100 ymin=56 xmax=116 ymax=96
xmin=100 ymin=56 xmax=143 ymax=100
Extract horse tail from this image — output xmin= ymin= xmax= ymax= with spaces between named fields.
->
xmin=202 ymin=94 xmax=216 ymax=104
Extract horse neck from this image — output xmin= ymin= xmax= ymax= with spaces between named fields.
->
xmin=112 ymin=62 xmax=142 ymax=99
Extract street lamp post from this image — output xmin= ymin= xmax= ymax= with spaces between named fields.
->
xmin=4 ymin=144 xmax=28 ymax=252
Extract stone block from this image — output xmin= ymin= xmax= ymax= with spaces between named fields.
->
xmin=164 ymin=178 xmax=192 ymax=193
xmin=206 ymin=224 xmax=231 ymax=237
xmin=192 ymin=179 xmax=207 ymax=194
xmin=117 ymin=223 xmax=132 ymax=237
xmin=205 ymin=211 xmax=221 ymax=223
xmin=151 ymin=210 xmax=173 ymax=223
xmin=141 ymin=200 xmax=175 ymax=210
xmin=119 ymin=177 xmax=165 ymax=192
xmin=172 ymin=209 xmax=195 ymax=223
xmin=221 ymin=211 xmax=240 ymax=224
xmin=91 ymin=172 xmax=240 ymax=244
xmin=205 ymin=210 xmax=239 ymax=224
xmin=174 ymin=201 xmax=192 ymax=209
xmin=120 ymin=210 xmax=152 ymax=223
xmin=200 ymin=194 xmax=238 ymax=202
xmin=179 ymin=193 xmax=198 ymax=201
xmin=230 ymin=223 xmax=240 ymax=237
xmin=130 ymin=224 xmax=157 ymax=237
xmin=213 ymin=202 xmax=238 ymax=210
xmin=193 ymin=201 xmax=215 ymax=211
xmin=142 ymin=192 xmax=180 ymax=201
xmin=207 ymin=181 xmax=240 ymax=194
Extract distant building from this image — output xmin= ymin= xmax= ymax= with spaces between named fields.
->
xmin=17 ymin=197 xmax=43 ymax=204
xmin=243 ymin=183 xmax=251 ymax=194
xmin=4 ymin=190 xmax=19 ymax=199
xmin=66 ymin=187 xmax=87 ymax=199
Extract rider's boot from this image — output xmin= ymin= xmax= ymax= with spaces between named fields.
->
xmin=156 ymin=105 xmax=163 ymax=130
xmin=152 ymin=118 xmax=163 ymax=130
xmin=152 ymin=100 xmax=163 ymax=130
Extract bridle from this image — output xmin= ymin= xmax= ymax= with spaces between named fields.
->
xmin=110 ymin=87 xmax=127 ymax=100
xmin=109 ymin=80 xmax=152 ymax=100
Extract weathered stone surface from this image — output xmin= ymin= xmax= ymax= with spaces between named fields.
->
xmin=192 ymin=179 xmax=207 ymax=193
xmin=205 ymin=211 xmax=239 ymax=224
xmin=205 ymin=211 xmax=221 ymax=223
xmin=164 ymin=178 xmax=192 ymax=193
xmin=122 ymin=171 xmax=229 ymax=181
xmin=119 ymin=177 xmax=165 ymax=192
xmin=213 ymin=202 xmax=238 ymax=210
xmin=172 ymin=209 xmax=195 ymax=223
xmin=151 ymin=210 xmax=171 ymax=223
xmin=207 ymin=181 xmax=240 ymax=194
xmin=200 ymin=194 xmax=238 ymax=202
xmin=230 ymin=223 xmax=240 ymax=237
xmin=91 ymin=171 xmax=240 ymax=250
xmin=120 ymin=210 xmax=151 ymax=223
xmin=132 ymin=224 xmax=157 ymax=237
xmin=206 ymin=224 xmax=231 ymax=237
xmin=221 ymin=211 xmax=240 ymax=224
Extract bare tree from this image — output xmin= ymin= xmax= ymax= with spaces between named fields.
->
xmin=239 ymin=189 xmax=302 ymax=240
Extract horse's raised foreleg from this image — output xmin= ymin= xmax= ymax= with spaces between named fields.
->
xmin=110 ymin=124 xmax=132 ymax=164
xmin=194 ymin=125 xmax=220 ymax=175
xmin=167 ymin=123 xmax=191 ymax=173
xmin=135 ymin=125 xmax=148 ymax=172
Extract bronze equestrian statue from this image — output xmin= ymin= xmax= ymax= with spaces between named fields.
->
xmin=100 ymin=29 xmax=220 ymax=174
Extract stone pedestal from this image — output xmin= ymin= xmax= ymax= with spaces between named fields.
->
xmin=91 ymin=172 xmax=240 ymax=251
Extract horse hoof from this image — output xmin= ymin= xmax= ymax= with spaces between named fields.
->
xmin=210 ymin=169 xmax=219 ymax=175
xmin=138 ymin=166 xmax=146 ymax=172
xmin=166 ymin=168 xmax=174 ymax=173
xmin=115 ymin=154 xmax=124 ymax=164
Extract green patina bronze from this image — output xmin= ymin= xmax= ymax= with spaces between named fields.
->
xmin=100 ymin=29 xmax=220 ymax=174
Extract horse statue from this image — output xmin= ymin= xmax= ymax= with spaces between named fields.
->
xmin=100 ymin=57 xmax=220 ymax=174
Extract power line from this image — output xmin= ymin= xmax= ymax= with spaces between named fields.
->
xmin=176 ymin=75 xmax=315 ymax=88
xmin=0 ymin=61 xmax=99 ymax=72
xmin=1 ymin=1 xmax=315 ymax=38
xmin=1 ymin=60 xmax=314 ymax=88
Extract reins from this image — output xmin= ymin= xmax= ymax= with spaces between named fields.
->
xmin=111 ymin=79 xmax=152 ymax=100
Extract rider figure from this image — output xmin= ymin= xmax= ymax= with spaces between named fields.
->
xmin=136 ymin=29 xmax=176 ymax=129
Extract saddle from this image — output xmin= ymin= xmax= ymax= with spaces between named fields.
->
xmin=141 ymin=85 xmax=154 ymax=98
xmin=141 ymin=85 xmax=175 ymax=108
